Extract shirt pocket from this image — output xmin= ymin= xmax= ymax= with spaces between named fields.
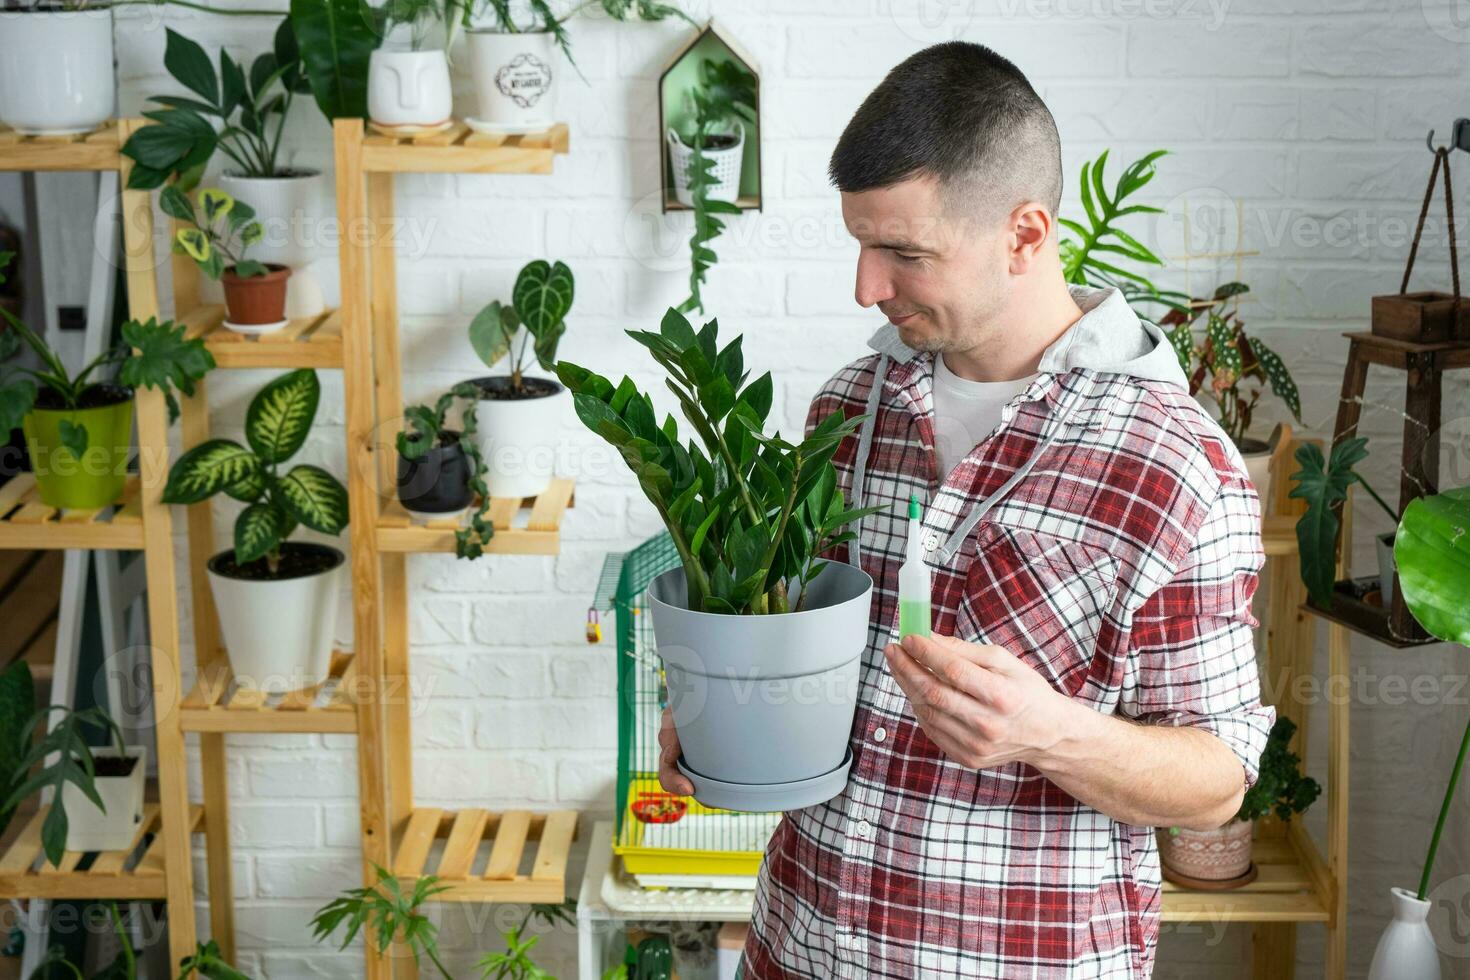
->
xmin=953 ymin=524 xmax=1119 ymax=698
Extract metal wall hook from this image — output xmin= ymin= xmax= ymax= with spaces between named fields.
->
xmin=1426 ymin=118 xmax=1470 ymax=154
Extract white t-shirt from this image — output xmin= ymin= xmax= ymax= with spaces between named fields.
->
xmin=931 ymin=352 xmax=1037 ymax=483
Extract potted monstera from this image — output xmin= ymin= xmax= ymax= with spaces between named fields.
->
xmin=0 ymin=254 xmax=214 ymax=509
xmin=464 ymin=259 xmax=574 ymax=499
xmin=558 ymin=308 xmax=883 ymax=811
xmin=162 ymin=369 xmax=348 ymax=693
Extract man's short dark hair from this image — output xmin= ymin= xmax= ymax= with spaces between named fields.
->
xmin=829 ymin=42 xmax=1062 ymax=223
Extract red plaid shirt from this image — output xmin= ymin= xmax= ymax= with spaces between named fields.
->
xmin=743 ymin=316 xmax=1273 ymax=978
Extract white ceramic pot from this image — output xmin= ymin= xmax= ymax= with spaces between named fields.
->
xmin=62 ymin=745 xmax=146 ymax=853
xmin=668 ymin=123 xmax=746 ymax=208
xmin=1239 ymin=438 xmax=1274 ymax=506
xmin=1368 ymin=887 xmax=1441 ymax=980
xmin=369 ymin=47 xmax=453 ymax=128
xmin=216 ymin=171 xmax=326 ymax=317
xmin=207 ymin=543 xmax=345 ymax=693
xmin=466 ymin=29 xmax=556 ymax=132
xmin=0 ymin=8 xmax=116 ymax=135
xmin=472 ymin=375 xmax=567 ymax=499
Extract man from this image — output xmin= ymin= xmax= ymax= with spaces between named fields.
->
xmin=659 ymin=41 xmax=1274 ymax=978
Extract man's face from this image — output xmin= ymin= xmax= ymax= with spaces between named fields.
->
xmin=840 ymin=175 xmax=1011 ymax=355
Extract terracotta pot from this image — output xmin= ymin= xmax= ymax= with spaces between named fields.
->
xmin=222 ymin=264 xmax=291 ymax=326
xmin=1157 ymin=820 xmax=1253 ymax=883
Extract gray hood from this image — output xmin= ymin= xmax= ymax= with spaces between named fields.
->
xmin=864 ymin=284 xmax=1189 ymax=388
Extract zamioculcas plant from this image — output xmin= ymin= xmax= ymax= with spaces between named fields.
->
xmin=557 ymin=308 xmax=883 ymax=615
xmin=1289 ymin=436 xmax=1399 ymax=608
xmin=1060 ymin=149 xmax=1189 ymax=317
xmin=1160 ymin=282 xmax=1302 ymax=451
xmin=161 ymin=369 xmax=348 ymax=573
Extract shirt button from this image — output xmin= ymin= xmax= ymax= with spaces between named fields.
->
xmin=923 ymin=532 xmax=940 ymax=553
xmin=872 ymin=726 xmax=887 ymax=743
xmin=855 ymin=820 xmax=872 ymax=839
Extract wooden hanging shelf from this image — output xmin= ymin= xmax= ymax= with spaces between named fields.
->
xmin=359 ymin=121 xmax=569 ymax=174
xmin=392 ymin=808 xmax=578 ymax=904
xmin=1161 ymin=824 xmax=1332 ymax=924
xmin=376 ymin=477 xmax=574 ymax=555
xmin=0 ymin=474 xmax=144 ymax=550
xmin=0 ymin=802 xmax=204 ymax=899
xmin=182 ymin=305 xmax=344 ymax=370
xmin=0 ymin=121 xmax=122 ymax=172
xmin=178 ymin=651 xmax=359 ymax=733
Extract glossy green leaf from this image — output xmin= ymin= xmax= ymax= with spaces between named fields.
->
xmin=162 ymin=439 xmax=260 ymax=504
xmin=234 ymin=502 xmax=286 ymax=564
xmin=164 ymin=28 xmax=219 ymax=107
xmin=278 ymin=464 xmax=349 ymax=534
xmin=245 ymin=368 xmax=319 ymax=464
xmin=513 ymin=259 xmax=575 ymax=336
xmin=290 ymin=0 xmax=380 ymax=119
xmin=1396 ymin=486 xmax=1470 ymax=646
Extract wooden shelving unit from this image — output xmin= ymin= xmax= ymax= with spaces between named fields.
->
xmin=333 ymin=118 xmax=578 ymax=980
xmin=0 ymin=120 xmax=201 ymax=966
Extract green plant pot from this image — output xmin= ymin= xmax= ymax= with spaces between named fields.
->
xmin=21 ymin=389 xmax=134 ymax=508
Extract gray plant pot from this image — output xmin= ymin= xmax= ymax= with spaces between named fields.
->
xmin=1377 ymin=531 xmax=1397 ymax=606
xmin=647 ymin=562 xmax=873 ymax=812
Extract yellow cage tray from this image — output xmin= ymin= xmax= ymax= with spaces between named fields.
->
xmin=615 ymin=776 xmax=779 ymax=877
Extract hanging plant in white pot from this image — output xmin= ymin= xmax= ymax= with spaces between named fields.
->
xmin=121 ymin=23 xmax=326 ymax=318
xmin=0 ymin=4 xmax=115 ymax=136
xmin=463 ymin=259 xmax=574 ymax=500
xmin=163 ymin=369 xmax=349 ymax=694
xmin=558 ymin=308 xmax=886 ymax=811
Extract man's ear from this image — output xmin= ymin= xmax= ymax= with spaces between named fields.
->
xmin=1007 ymin=200 xmax=1053 ymax=275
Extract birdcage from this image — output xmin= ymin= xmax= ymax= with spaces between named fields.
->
xmin=590 ymin=532 xmax=782 ymax=887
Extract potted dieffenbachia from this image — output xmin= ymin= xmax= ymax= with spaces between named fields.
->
xmin=162 ymin=369 xmax=348 ymax=693
xmin=557 ymin=308 xmax=883 ymax=811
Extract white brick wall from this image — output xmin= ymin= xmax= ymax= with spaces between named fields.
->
xmin=110 ymin=2 xmax=1470 ymax=976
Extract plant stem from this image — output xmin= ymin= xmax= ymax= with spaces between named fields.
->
xmin=425 ymin=944 xmax=456 ymax=980
xmin=1418 ymin=708 xmax=1470 ymax=900
xmin=108 ymin=901 xmax=137 ymax=980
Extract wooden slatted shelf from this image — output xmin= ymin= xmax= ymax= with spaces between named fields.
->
xmin=179 ymin=650 xmax=358 ymax=733
xmin=0 ymin=120 xmax=123 ymax=172
xmin=0 ymin=802 xmax=204 ymax=899
xmin=182 ymin=305 xmax=344 ymax=370
xmin=392 ymin=808 xmax=578 ymax=903
xmin=360 ymin=121 xmax=569 ymax=174
xmin=1161 ymin=825 xmax=1331 ymax=924
xmin=377 ymin=476 xmax=574 ymax=555
xmin=0 ymin=474 xmax=145 ymax=550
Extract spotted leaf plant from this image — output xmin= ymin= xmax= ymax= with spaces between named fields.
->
xmin=161 ymin=369 xmax=348 ymax=574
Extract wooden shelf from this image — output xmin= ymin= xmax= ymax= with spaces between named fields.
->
xmin=0 ymin=474 xmax=144 ymax=550
xmin=662 ymin=192 xmax=761 ymax=213
xmin=1261 ymin=513 xmax=1298 ymax=557
xmin=179 ymin=651 xmax=358 ymax=734
xmin=183 ymin=305 xmax=343 ymax=370
xmin=0 ymin=121 xmax=122 ymax=172
xmin=360 ymin=121 xmax=569 ymax=174
xmin=377 ymin=477 xmax=574 ymax=554
xmin=1161 ymin=826 xmax=1332 ymax=924
xmin=1301 ymin=583 xmax=1437 ymax=649
xmin=0 ymin=802 xmax=204 ymax=899
xmin=392 ymin=808 xmax=578 ymax=904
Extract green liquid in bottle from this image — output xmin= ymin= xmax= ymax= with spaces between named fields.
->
xmin=899 ymin=597 xmax=931 ymax=638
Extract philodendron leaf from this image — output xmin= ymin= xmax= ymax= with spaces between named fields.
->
xmin=118 ymin=317 xmax=216 ymax=416
xmin=234 ymin=502 xmax=285 ymax=564
xmin=162 ymin=439 xmax=260 ymax=504
xmin=513 ymin=260 xmax=575 ymax=336
xmin=246 ymin=368 xmax=319 ymax=464
xmin=278 ymin=464 xmax=349 ymax=535
xmin=1396 ymin=486 xmax=1470 ymax=646
xmin=1289 ymin=437 xmax=1370 ymax=608
xmin=57 ymin=419 xmax=88 ymax=459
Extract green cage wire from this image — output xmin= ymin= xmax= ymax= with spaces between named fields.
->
xmin=592 ymin=532 xmax=781 ymax=883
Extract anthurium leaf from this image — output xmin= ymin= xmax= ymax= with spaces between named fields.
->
xmin=1396 ymin=486 xmax=1470 ymax=647
xmin=162 ymin=438 xmax=259 ymax=504
xmin=469 ymin=301 xmax=514 ymax=369
xmin=234 ymin=502 xmax=285 ymax=565
xmin=513 ymin=260 xmax=575 ymax=336
xmin=245 ymin=368 xmax=319 ymax=464
xmin=278 ymin=464 xmax=349 ymax=534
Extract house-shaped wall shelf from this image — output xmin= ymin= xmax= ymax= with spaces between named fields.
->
xmin=658 ymin=20 xmax=763 ymax=213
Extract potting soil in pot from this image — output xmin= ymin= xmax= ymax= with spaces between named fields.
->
xmin=210 ymin=544 xmax=341 ymax=581
xmin=92 ymin=755 xmax=139 ymax=778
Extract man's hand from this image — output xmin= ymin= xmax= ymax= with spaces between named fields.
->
xmin=882 ymin=633 xmax=1077 ymax=770
xmin=657 ymin=706 xmax=695 ymax=796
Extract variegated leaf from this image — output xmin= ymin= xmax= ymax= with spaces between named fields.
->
xmin=162 ymin=439 xmax=259 ymax=504
xmin=234 ymin=502 xmax=285 ymax=564
xmin=246 ymin=369 xmax=319 ymax=464
xmin=512 ymin=259 xmax=574 ymax=336
xmin=278 ymin=464 xmax=348 ymax=535
xmin=1250 ymin=337 xmax=1301 ymax=423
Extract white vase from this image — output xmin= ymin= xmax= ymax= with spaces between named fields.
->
xmin=668 ymin=123 xmax=746 ymax=208
xmin=472 ymin=375 xmax=567 ymax=499
xmin=207 ymin=543 xmax=345 ymax=694
xmin=369 ymin=47 xmax=453 ymax=128
xmin=1239 ymin=438 xmax=1274 ymax=506
xmin=62 ymin=745 xmax=146 ymax=853
xmin=466 ymin=29 xmax=557 ymax=132
xmin=216 ymin=171 xmax=326 ymax=317
xmin=1368 ymin=887 xmax=1442 ymax=980
xmin=0 ymin=9 xmax=115 ymax=135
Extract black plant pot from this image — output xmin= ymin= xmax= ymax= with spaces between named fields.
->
xmin=397 ymin=432 xmax=474 ymax=514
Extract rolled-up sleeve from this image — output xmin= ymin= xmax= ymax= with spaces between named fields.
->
xmin=1123 ymin=474 xmax=1275 ymax=788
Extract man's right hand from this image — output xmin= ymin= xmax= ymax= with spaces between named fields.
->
xmin=658 ymin=706 xmax=695 ymax=796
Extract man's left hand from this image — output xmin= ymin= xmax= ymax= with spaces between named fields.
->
xmin=882 ymin=633 xmax=1084 ymax=770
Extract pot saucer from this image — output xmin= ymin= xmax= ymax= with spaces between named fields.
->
xmin=1160 ymin=861 xmax=1258 ymax=891
xmin=464 ymin=116 xmax=552 ymax=136
xmin=222 ymin=318 xmax=288 ymax=336
xmin=369 ymin=119 xmax=454 ymax=138
xmin=676 ymin=747 xmax=853 ymax=813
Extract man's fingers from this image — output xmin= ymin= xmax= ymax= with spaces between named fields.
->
xmin=657 ymin=708 xmax=694 ymax=795
xmin=885 ymin=642 xmax=961 ymax=715
xmin=898 ymin=634 xmax=1006 ymax=703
